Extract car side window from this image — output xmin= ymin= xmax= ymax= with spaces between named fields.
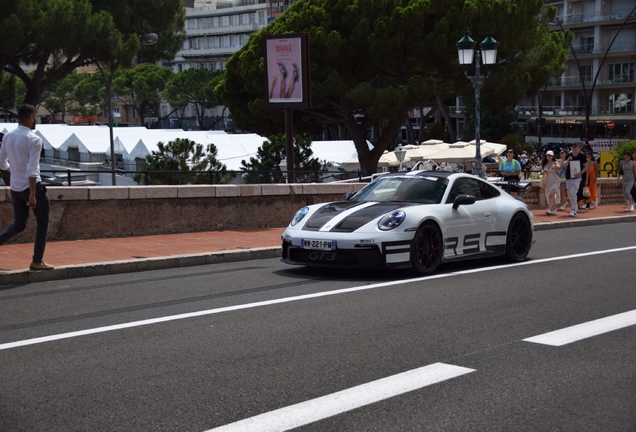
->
xmin=477 ymin=179 xmax=501 ymax=199
xmin=446 ymin=178 xmax=482 ymax=203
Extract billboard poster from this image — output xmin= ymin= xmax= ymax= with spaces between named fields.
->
xmin=264 ymin=33 xmax=310 ymax=109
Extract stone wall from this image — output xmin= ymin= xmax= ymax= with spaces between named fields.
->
xmin=0 ymin=179 xmax=628 ymax=244
xmin=0 ymin=183 xmax=364 ymax=244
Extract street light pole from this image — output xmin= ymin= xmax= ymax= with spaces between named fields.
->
xmin=457 ymin=32 xmax=498 ymax=180
xmin=95 ymin=33 xmax=159 ymax=186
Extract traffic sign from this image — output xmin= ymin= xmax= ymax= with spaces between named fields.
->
xmin=607 ymin=120 xmax=615 ymax=129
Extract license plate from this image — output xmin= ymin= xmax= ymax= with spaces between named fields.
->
xmin=302 ymin=239 xmax=335 ymax=251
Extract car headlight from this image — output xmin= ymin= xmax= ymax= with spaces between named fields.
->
xmin=378 ymin=210 xmax=406 ymax=231
xmin=290 ymin=207 xmax=309 ymax=227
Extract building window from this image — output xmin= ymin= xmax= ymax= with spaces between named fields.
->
xmin=581 ymin=37 xmax=594 ymax=54
xmin=608 ymin=93 xmax=633 ymax=113
xmin=258 ymin=11 xmax=266 ymax=25
xmin=609 ymin=63 xmax=634 ymax=84
xmin=581 ymin=65 xmax=592 ymax=84
xmin=221 ymin=16 xmax=229 ymax=27
xmin=250 ymin=12 xmax=256 ymax=24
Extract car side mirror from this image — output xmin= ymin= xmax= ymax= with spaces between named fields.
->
xmin=344 ymin=191 xmax=356 ymax=201
xmin=453 ymin=194 xmax=476 ymax=210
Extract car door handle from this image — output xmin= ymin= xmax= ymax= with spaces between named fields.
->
xmin=483 ymin=213 xmax=492 ymax=218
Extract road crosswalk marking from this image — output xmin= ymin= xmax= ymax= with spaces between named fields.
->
xmin=205 ymin=363 xmax=475 ymax=432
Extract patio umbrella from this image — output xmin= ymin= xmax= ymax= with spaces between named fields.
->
xmin=340 ymin=150 xmax=411 ymax=168
xmin=426 ymin=141 xmax=498 ymax=163
xmin=468 ymin=140 xmax=507 ymax=157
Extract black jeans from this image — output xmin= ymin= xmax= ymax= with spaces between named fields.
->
xmin=0 ymin=183 xmax=50 ymax=262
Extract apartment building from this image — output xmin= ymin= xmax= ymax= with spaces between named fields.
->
xmin=517 ymin=0 xmax=636 ymax=148
xmin=163 ymin=0 xmax=291 ymax=124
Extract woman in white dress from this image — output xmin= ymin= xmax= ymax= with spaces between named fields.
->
xmin=542 ymin=150 xmax=561 ymax=215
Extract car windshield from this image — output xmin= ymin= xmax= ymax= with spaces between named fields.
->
xmin=352 ymin=176 xmax=447 ymax=204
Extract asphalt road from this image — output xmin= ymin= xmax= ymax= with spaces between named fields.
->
xmin=1 ymin=223 xmax=635 ymax=432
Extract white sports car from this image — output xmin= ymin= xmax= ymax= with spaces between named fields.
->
xmin=281 ymin=171 xmax=534 ymax=274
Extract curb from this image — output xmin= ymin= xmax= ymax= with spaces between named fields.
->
xmin=2 ymin=215 xmax=635 ymax=286
xmin=0 ymin=247 xmax=282 ymax=286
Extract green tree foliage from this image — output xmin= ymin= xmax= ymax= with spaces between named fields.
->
xmin=114 ymin=63 xmax=174 ymax=124
xmin=163 ymin=68 xmax=225 ymax=130
xmin=611 ymin=140 xmax=636 ymax=174
xmin=241 ymin=134 xmax=326 ymax=184
xmin=72 ymin=72 xmax=108 ymax=120
xmin=217 ymin=0 xmax=568 ymax=176
xmin=0 ymin=0 xmax=185 ymax=106
xmin=0 ymin=71 xmax=16 ymax=119
xmin=461 ymin=103 xmax=522 ymax=143
xmin=40 ymin=71 xmax=84 ymax=121
xmin=134 ymin=138 xmax=231 ymax=185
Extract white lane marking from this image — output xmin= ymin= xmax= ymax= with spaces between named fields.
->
xmin=2 ymin=245 xmax=636 ymax=351
xmin=524 ymin=309 xmax=636 ymax=346
xmin=205 ymin=363 xmax=475 ymax=432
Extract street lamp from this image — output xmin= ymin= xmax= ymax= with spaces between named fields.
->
xmin=96 ymin=33 xmax=159 ymax=186
xmin=457 ymin=31 xmax=499 ymax=180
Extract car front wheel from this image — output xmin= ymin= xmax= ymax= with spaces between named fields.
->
xmin=505 ymin=212 xmax=532 ymax=261
xmin=411 ymin=222 xmax=443 ymax=274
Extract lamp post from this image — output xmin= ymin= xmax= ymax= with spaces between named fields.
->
xmin=457 ymin=32 xmax=499 ymax=180
xmin=96 ymin=33 xmax=158 ymax=186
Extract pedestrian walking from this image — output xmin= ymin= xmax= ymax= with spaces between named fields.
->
xmin=0 ymin=132 xmax=10 ymax=186
xmin=0 ymin=104 xmax=54 ymax=270
xmin=584 ymin=152 xmax=598 ymax=208
xmin=558 ymin=149 xmax=568 ymax=210
xmin=563 ymin=143 xmax=588 ymax=217
xmin=542 ymin=150 xmax=560 ymax=215
xmin=617 ymin=150 xmax=635 ymax=212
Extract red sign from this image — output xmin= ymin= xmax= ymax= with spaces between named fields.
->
xmin=607 ymin=120 xmax=615 ymax=129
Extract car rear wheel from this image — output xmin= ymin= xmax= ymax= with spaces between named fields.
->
xmin=505 ymin=212 xmax=532 ymax=261
xmin=411 ymin=222 xmax=443 ymax=274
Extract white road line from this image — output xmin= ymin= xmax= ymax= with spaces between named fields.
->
xmin=523 ymin=309 xmax=636 ymax=346
xmin=2 ymin=245 xmax=636 ymax=351
xmin=204 ymin=363 xmax=475 ymax=432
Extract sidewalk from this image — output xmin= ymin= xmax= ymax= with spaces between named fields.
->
xmin=2 ymin=204 xmax=635 ymax=285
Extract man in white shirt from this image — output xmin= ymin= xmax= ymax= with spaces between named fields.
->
xmin=0 ymin=104 xmax=54 ymax=270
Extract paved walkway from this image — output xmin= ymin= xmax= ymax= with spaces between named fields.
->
xmin=1 ymin=203 xmax=635 ymax=285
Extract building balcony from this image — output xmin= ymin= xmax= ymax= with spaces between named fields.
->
xmin=547 ymin=75 xmax=635 ymax=87
xmin=187 ymin=23 xmax=261 ymax=36
xmin=178 ymin=46 xmax=240 ymax=57
xmin=567 ymin=41 xmax=636 ymax=57
xmin=515 ymin=105 xmax=634 ymax=117
xmin=557 ymin=7 xmax=636 ymax=26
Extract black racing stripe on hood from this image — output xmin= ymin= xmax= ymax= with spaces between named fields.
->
xmin=332 ymin=202 xmax=411 ymax=232
xmin=303 ymin=201 xmax=366 ymax=230
xmin=303 ymin=202 xmax=412 ymax=232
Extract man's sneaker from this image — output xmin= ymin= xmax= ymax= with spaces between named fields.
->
xmin=30 ymin=261 xmax=55 ymax=271
xmin=569 ymin=210 xmax=576 ymax=217
xmin=626 ymin=205 xmax=634 ymax=212
xmin=559 ymin=205 xmax=566 ymax=211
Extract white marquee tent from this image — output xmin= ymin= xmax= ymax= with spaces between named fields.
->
xmin=1 ymin=123 xmax=363 ymax=172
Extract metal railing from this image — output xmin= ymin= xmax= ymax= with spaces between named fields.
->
xmin=558 ymin=7 xmax=636 ymax=25
xmin=38 ymin=169 xmax=365 ymax=186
